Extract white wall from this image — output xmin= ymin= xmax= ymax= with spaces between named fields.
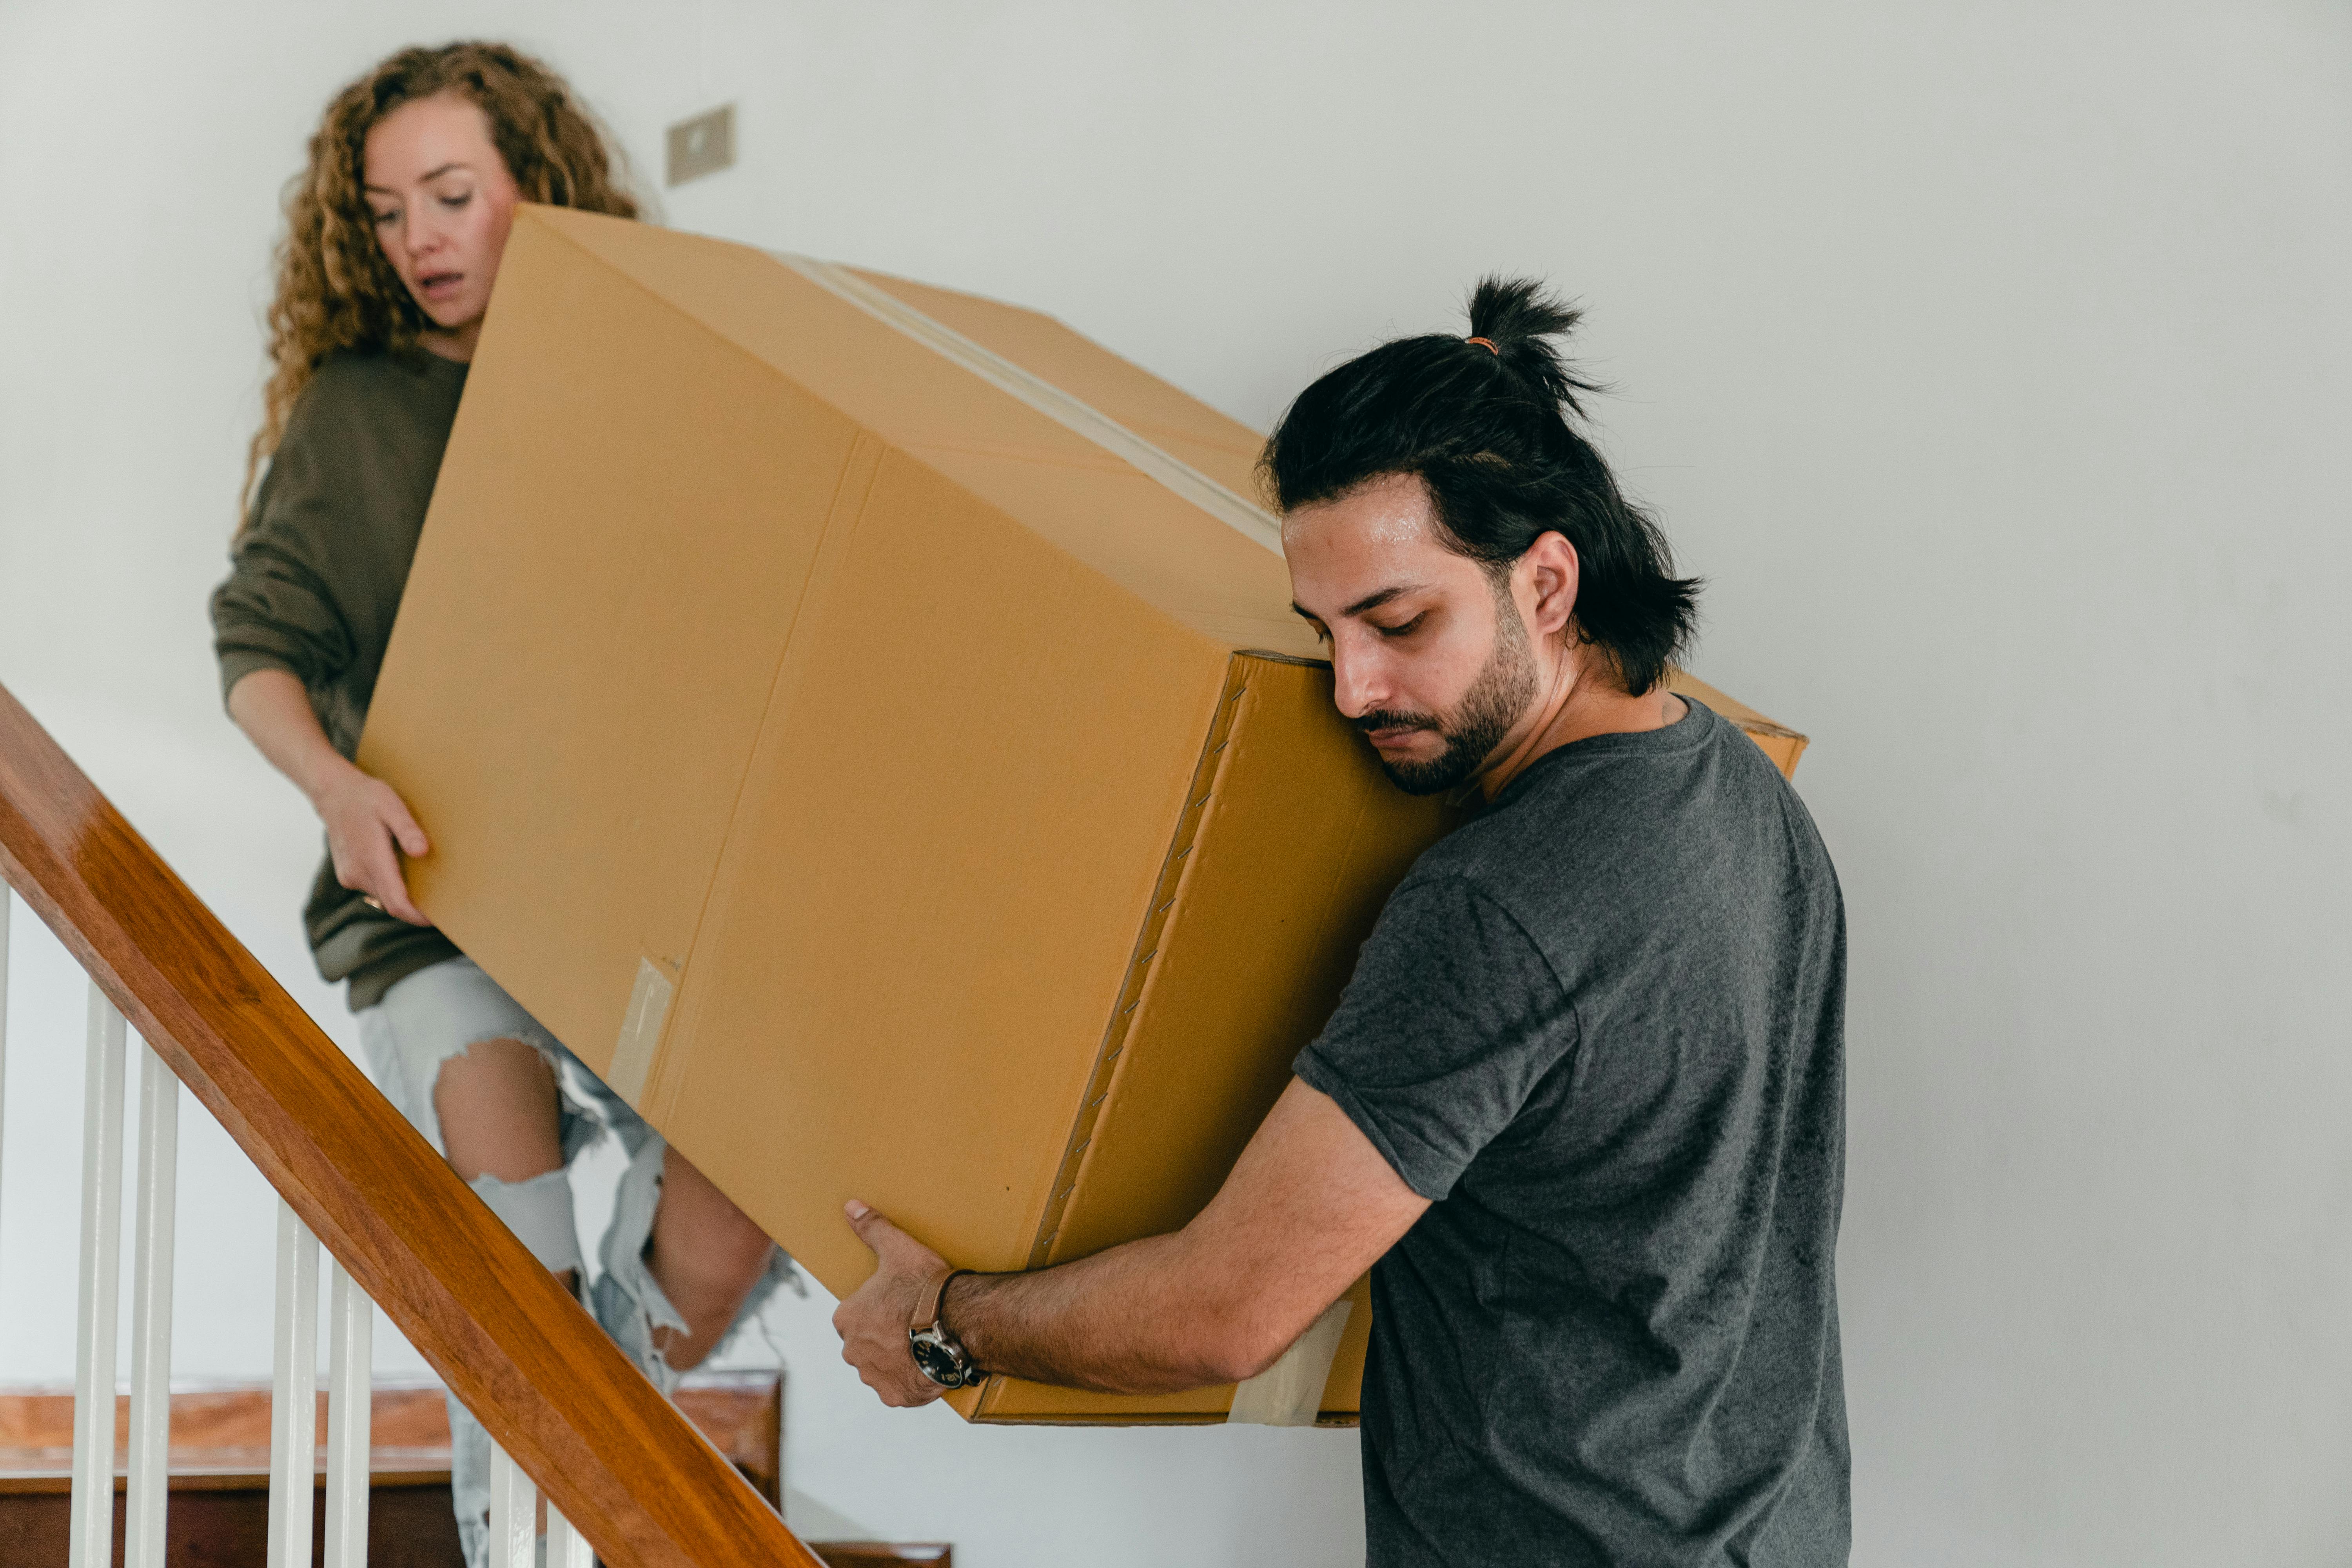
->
xmin=2 ymin=2 xmax=2347 ymax=1563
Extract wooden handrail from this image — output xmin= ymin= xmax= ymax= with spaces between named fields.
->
xmin=0 ymin=681 xmax=824 ymax=1568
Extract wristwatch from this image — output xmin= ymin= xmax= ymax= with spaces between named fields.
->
xmin=909 ymin=1268 xmax=986 ymax=1389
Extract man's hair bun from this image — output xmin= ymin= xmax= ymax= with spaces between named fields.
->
xmin=1465 ymin=276 xmax=1601 ymax=419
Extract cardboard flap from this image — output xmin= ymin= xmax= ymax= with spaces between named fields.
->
xmin=849 ymin=268 xmax=1269 ymax=504
xmin=518 ymin=208 xmax=1317 ymax=659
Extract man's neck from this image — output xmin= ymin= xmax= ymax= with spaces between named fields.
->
xmin=1478 ymin=663 xmax=1686 ymax=800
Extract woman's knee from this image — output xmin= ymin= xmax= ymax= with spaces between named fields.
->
xmin=655 ymin=1151 xmax=776 ymax=1283
xmin=432 ymin=1036 xmax=564 ymax=1183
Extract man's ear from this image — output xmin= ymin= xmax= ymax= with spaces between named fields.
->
xmin=1523 ymin=532 xmax=1581 ymax=640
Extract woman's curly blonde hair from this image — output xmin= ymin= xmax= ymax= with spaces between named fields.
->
xmin=243 ymin=41 xmax=639 ymax=526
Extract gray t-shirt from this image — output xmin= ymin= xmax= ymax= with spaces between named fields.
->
xmin=1294 ymin=697 xmax=1848 ymax=1567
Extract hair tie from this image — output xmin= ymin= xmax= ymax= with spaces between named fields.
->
xmin=1465 ymin=336 xmax=1499 ymax=355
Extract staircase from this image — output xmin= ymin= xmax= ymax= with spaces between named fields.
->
xmin=0 ymin=679 xmax=947 ymax=1565
xmin=0 ymin=1378 xmax=947 ymax=1565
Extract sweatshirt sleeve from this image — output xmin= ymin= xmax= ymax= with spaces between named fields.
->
xmin=209 ymin=398 xmax=356 ymax=707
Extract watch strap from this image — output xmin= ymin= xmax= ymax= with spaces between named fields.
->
xmin=909 ymin=1268 xmax=986 ymax=1390
xmin=935 ymin=1269 xmax=977 ymax=1339
xmin=914 ymin=1267 xmax=976 ymax=1334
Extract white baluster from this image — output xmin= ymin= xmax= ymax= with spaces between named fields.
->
xmin=125 ymin=1041 xmax=180 ymax=1568
xmin=546 ymin=1503 xmax=596 ymax=1568
xmin=68 ymin=984 xmax=127 ymax=1568
xmin=323 ymin=1260 xmax=373 ymax=1568
xmin=0 ymin=884 xmax=11 ymax=1267
xmin=268 ymin=1200 xmax=321 ymax=1568
xmin=487 ymin=1440 xmax=537 ymax=1568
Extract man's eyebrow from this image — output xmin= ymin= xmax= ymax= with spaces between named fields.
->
xmin=362 ymin=162 xmax=471 ymax=195
xmin=1343 ymin=584 xmax=1423 ymax=617
xmin=1289 ymin=583 xmax=1424 ymax=622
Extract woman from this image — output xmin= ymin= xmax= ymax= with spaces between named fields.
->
xmin=210 ymin=42 xmax=791 ymax=1565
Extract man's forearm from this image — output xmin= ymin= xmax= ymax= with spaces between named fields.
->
xmin=833 ymin=1081 xmax=1426 ymax=1409
xmin=948 ymin=1230 xmax=1282 ymax=1395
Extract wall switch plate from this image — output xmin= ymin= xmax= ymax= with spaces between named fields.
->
xmin=666 ymin=104 xmax=736 ymax=187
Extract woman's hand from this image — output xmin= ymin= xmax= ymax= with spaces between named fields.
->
xmin=226 ymin=667 xmax=435 ymax=926
xmin=313 ymin=760 xmax=434 ymax=926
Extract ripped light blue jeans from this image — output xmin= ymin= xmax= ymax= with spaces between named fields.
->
xmin=356 ymin=956 xmax=797 ymax=1568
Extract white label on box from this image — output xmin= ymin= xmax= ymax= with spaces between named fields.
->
xmin=611 ymin=957 xmax=674 ymax=1106
xmin=1227 ymin=1298 xmax=1352 ymax=1427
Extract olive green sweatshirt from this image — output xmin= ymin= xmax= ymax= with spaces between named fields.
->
xmin=210 ymin=350 xmax=467 ymax=1010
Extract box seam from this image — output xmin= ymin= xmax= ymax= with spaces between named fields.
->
xmin=1021 ymin=657 xmax=1254 ymax=1273
xmin=842 ymin=263 xmax=1269 ymax=462
xmin=975 ymin=659 xmax=1245 ymax=1421
xmin=773 ymin=253 xmax=1283 ymax=557
xmin=637 ymin=431 xmax=886 ymax=1122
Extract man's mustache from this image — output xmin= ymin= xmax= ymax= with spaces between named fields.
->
xmin=1354 ymin=709 xmax=1445 ymax=736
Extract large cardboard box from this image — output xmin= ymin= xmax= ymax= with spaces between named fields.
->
xmin=360 ymin=207 xmax=1806 ymax=1423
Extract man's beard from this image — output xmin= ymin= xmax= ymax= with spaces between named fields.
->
xmin=1355 ymin=608 xmax=1539 ymax=797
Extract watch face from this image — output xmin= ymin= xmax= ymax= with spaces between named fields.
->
xmin=910 ymin=1331 xmax=969 ymax=1388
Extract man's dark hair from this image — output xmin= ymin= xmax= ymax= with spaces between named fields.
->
xmin=1260 ymin=277 xmax=1700 ymax=695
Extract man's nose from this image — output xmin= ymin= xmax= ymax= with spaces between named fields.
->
xmin=1329 ymin=638 xmax=1387 ymax=720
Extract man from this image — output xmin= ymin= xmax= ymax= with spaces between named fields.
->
xmin=835 ymin=278 xmax=1849 ymax=1565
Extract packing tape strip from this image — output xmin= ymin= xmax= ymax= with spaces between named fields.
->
xmin=610 ymin=956 xmax=674 ymax=1106
xmin=768 ymin=252 xmax=1286 ymax=559
xmin=1226 ymin=1298 xmax=1352 ymax=1427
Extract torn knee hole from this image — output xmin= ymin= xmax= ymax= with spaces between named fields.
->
xmin=432 ymin=1034 xmax=554 ymax=1088
xmin=469 ymin=1167 xmax=583 ymax=1278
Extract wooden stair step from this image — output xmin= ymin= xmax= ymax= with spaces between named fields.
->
xmin=0 ymin=1486 xmax=947 ymax=1567
xmin=0 ymin=1381 xmax=948 ymax=1563
xmin=0 ymin=1482 xmax=466 ymax=1567
xmin=0 ymin=1375 xmax=780 ymax=1495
